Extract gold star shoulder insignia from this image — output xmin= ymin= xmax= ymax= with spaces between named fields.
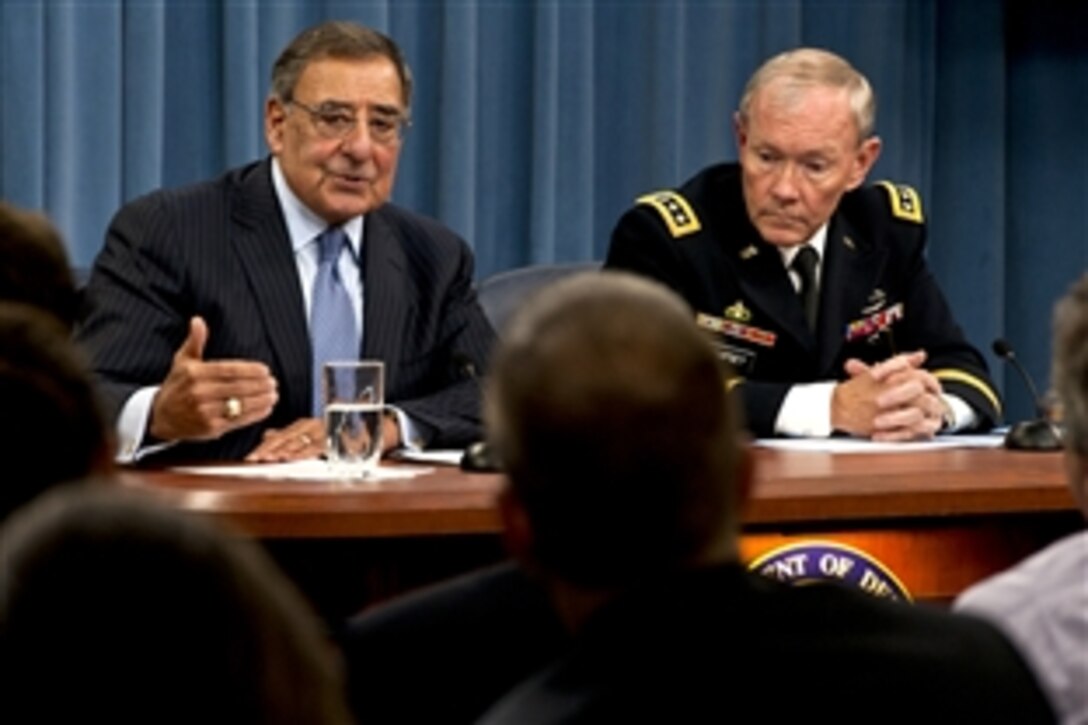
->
xmin=876 ymin=181 xmax=924 ymax=223
xmin=636 ymin=190 xmax=702 ymax=238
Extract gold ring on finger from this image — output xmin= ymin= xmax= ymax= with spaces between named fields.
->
xmin=223 ymin=396 xmax=243 ymax=420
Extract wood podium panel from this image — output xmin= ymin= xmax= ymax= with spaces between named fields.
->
xmin=117 ymin=447 xmax=1081 ymax=616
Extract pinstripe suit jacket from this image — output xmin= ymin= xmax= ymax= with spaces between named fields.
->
xmin=76 ymin=159 xmax=495 ymax=462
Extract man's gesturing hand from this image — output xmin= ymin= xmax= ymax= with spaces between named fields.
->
xmin=148 ymin=317 xmax=279 ymax=442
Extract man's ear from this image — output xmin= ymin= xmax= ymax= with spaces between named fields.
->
xmin=733 ymin=111 xmax=748 ymax=154
xmin=265 ymin=96 xmax=287 ymax=155
xmin=498 ymin=482 xmax=534 ymax=566
xmin=846 ymin=135 xmax=882 ymax=191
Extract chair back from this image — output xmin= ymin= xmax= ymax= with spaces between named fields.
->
xmin=478 ymin=261 xmax=599 ymax=333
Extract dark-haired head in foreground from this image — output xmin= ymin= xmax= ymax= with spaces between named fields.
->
xmin=0 ymin=202 xmax=80 ymax=329
xmin=0 ymin=485 xmax=354 ymax=724
xmin=0 ymin=302 xmax=113 ymax=519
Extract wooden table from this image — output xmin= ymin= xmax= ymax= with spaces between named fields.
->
xmin=118 ymin=446 xmax=1081 ymax=617
xmin=739 ymin=447 xmax=1079 ymax=602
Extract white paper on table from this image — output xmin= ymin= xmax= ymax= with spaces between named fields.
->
xmin=390 ymin=449 xmax=465 ymax=466
xmin=753 ymin=433 xmax=1006 ymax=454
xmin=172 ymin=459 xmax=433 ymax=481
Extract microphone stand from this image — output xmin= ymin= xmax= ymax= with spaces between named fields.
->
xmin=992 ymin=339 xmax=1063 ymax=452
xmin=453 ymin=355 xmax=502 ymax=472
xmin=1004 ymin=418 xmax=1062 ymax=451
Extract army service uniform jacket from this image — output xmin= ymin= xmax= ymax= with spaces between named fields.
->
xmin=605 ymin=163 xmax=1001 ymax=437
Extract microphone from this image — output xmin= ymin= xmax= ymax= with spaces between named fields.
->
xmin=452 ymin=354 xmax=501 ymax=472
xmin=452 ymin=353 xmax=480 ymax=384
xmin=991 ymin=338 xmax=1062 ymax=451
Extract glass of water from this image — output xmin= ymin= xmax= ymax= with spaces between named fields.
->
xmin=322 ymin=360 xmax=384 ymax=480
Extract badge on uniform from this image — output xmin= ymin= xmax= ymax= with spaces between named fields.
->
xmin=710 ymin=342 xmax=757 ymax=375
xmin=696 ymin=312 xmax=777 ymax=347
xmin=860 ymin=288 xmax=887 ymax=315
xmin=723 ymin=300 xmax=752 ymax=322
xmin=845 ymin=302 xmax=903 ymax=342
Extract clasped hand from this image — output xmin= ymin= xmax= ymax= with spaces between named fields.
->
xmin=831 ymin=351 xmax=950 ymax=441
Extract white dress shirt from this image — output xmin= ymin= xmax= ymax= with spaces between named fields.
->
xmin=772 ymin=224 xmax=975 ymax=437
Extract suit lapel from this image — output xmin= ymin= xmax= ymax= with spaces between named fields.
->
xmin=229 ymin=160 xmax=313 ymax=416
xmin=361 ymin=209 xmax=411 ymax=371
xmin=816 ymin=212 xmax=881 ymax=373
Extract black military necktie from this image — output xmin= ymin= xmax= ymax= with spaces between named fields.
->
xmin=791 ymin=245 xmax=819 ymax=332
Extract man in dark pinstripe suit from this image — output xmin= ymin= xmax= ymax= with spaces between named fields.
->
xmin=76 ymin=22 xmax=495 ymax=463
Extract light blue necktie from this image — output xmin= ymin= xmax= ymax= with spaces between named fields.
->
xmin=311 ymin=227 xmax=359 ymax=415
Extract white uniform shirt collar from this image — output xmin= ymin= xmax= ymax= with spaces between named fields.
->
xmin=271 ymin=158 xmax=364 ymax=256
xmin=778 ymin=223 xmax=829 ymax=269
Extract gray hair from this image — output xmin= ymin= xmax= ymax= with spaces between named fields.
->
xmin=270 ymin=21 xmax=413 ymax=113
xmin=738 ymin=47 xmax=876 ymax=141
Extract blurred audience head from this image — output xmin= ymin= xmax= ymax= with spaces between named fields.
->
xmin=0 ymin=202 xmax=79 ymax=329
xmin=1051 ymin=271 xmax=1088 ymax=513
xmin=0 ymin=303 xmax=112 ymax=519
xmin=0 ymin=485 xmax=355 ymax=725
xmin=486 ymin=271 xmax=748 ymax=594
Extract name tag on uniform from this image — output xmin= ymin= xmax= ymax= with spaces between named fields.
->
xmin=711 ymin=342 xmax=757 ymax=375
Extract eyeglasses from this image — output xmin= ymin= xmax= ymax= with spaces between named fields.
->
xmin=288 ymin=99 xmax=410 ymax=145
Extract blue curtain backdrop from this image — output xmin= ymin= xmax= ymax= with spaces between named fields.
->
xmin=1 ymin=0 xmax=1086 ymax=422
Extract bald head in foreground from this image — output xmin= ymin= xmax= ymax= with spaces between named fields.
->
xmin=477 ymin=271 xmax=1053 ymax=724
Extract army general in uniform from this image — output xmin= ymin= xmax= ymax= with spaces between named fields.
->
xmin=606 ymin=48 xmax=999 ymax=439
